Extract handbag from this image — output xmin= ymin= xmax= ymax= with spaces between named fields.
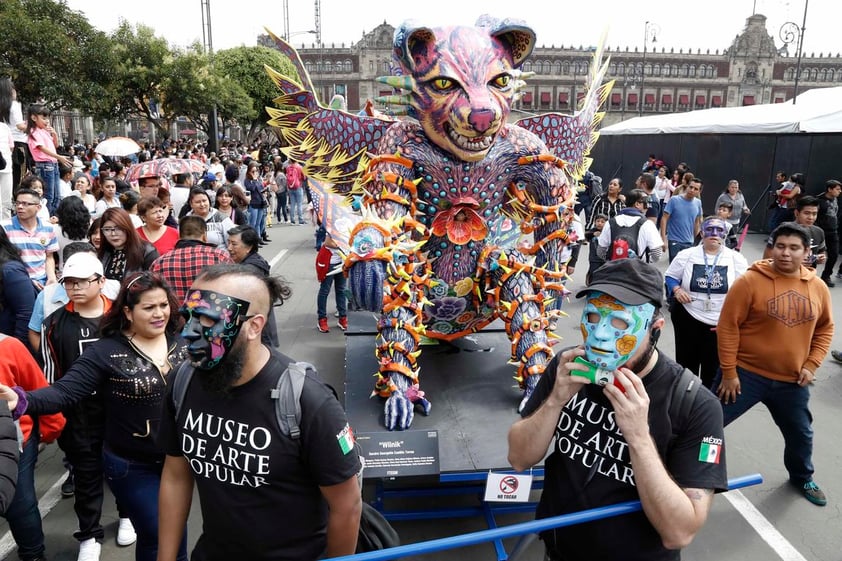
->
xmin=356 ymin=502 xmax=400 ymax=553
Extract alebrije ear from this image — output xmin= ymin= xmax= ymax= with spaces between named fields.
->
xmin=393 ymin=23 xmax=438 ymax=75
xmin=488 ymin=19 xmax=537 ymax=67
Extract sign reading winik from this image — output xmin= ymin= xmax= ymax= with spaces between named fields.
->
xmin=356 ymin=431 xmax=440 ymax=479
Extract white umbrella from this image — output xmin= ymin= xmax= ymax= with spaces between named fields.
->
xmin=94 ymin=136 xmax=142 ymax=157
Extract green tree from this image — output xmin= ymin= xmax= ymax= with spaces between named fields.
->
xmin=108 ymin=21 xmax=173 ymax=136
xmin=0 ymin=0 xmax=117 ymax=111
xmin=162 ymin=45 xmax=256 ymax=139
xmin=214 ymin=46 xmax=299 ymax=139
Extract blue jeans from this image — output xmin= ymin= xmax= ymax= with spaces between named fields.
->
xmin=249 ymin=206 xmax=267 ymax=237
xmin=103 ymin=448 xmax=187 ymax=561
xmin=317 ymin=272 xmax=347 ymax=320
xmin=667 ymin=240 xmax=693 ymax=262
xmin=34 ymin=161 xmax=60 ymax=215
xmin=288 ymin=188 xmax=305 ymax=224
xmin=4 ymin=433 xmax=45 ymax=561
xmin=713 ymin=367 xmax=814 ymax=483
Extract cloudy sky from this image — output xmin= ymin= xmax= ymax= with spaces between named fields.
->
xmin=63 ymin=0 xmax=835 ymax=56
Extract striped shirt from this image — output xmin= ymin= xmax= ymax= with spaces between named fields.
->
xmin=2 ymin=217 xmax=58 ymax=285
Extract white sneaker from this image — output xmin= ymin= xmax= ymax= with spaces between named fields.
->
xmin=116 ymin=517 xmax=137 ymax=546
xmin=77 ymin=538 xmax=101 ymax=561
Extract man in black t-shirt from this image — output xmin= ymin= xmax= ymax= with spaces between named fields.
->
xmin=157 ymin=265 xmax=362 ymax=561
xmin=508 ymin=259 xmax=727 ymax=561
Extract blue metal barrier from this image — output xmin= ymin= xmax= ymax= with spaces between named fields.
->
xmin=328 ymin=473 xmax=763 ymax=561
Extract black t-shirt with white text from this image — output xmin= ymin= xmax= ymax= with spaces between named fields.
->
xmin=521 ymin=352 xmax=727 ymax=561
xmin=159 ymin=351 xmax=362 ymax=561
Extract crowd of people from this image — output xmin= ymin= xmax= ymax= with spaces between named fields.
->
xmin=0 ymin=77 xmax=364 ymax=561
xmin=2 ymin=65 xmax=840 ymax=561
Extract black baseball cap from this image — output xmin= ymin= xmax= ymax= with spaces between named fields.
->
xmin=575 ymin=259 xmax=664 ymax=308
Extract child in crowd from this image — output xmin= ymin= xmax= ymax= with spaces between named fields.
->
xmin=585 ymin=213 xmax=608 ymax=285
xmin=315 ymin=233 xmax=347 ymax=333
xmin=58 ymin=165 xmax=74 ymax=200
xmin=19 ymin=174 xmax=51 ymax=222
xmin=717 ymin=201 xmax=738 ymax=248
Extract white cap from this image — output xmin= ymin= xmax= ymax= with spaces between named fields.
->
xmin=61 ymin=252 xmax=103 ymax=280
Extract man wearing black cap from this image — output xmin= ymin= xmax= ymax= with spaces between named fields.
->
xmin=508 ymin=259 xmax=727 ymax=561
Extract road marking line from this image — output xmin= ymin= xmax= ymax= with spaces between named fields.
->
xmin=269 ymin=248 xmax=288 ymax=272
xmin=724 ymin=489 xmax=808 ymax=561
xmin=0 ymin=475 xmax=64 ymax=559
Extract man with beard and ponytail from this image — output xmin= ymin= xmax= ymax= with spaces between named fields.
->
xmin=508 ymin=259 xmax=727 ymax=561
xmin=156 ymin=264 xmax=362 ymax=561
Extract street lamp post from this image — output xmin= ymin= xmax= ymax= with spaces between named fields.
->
xmin=779 ymin=0 xmax=809 ymax=104
xmin=640 ymin=21 xmax=660 ymax=116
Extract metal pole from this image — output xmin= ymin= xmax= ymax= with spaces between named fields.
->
xmin=792 ymin=0 xmax=809 ymax=105
xmin=640 ymin=21 xmax=648 ymax=117
xmin=201 ymin=0 xmax=219 ymax=152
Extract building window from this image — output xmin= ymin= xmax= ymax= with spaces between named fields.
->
xmin=617 ymin=62 xmax=625 ymax=76
xmin=344 ymin=60 xmax=352 ymax=72
xmin=820 ymin=69 xmax=827 ymax=81
xmin=689 ymin=65 xmax=696 ymax=77
xmin=305 ymin=62 xmax=313 ymax=74
xmin=652 ymin=63 xmax=660 ymax=76
xmin=523 ymin=62 xmax=533 ymax=72
xmin=315 ymin=61 xmax=322 ymax=73
xmin=609 ymin=63 xmax=617 ymax=75
xmin=785 ymin=68 xmax=795 ymax=80
xmin=810 ymin=68 xmax=818 ymax=81
xmin=553 ymin=61 xmax=562 ymax=74
xmin=681 ymin=64 xmax=689 ymax=77
xmin=562 ymin=62 xmax=570 ymax=75
xmin=323 ymin=60 xmax=332 ymax=73
xmin=663 ymin=65 xmax=670 ymax=77
xmin=369 ymin=61 xmax=374 ymax=73
xmin=382 ymin=61 xmax=390 ymax=73
xmin=673 ymin=64 xmax=680 ymax=76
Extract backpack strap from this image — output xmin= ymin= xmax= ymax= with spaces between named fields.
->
xmin=171 ymin=360 xmax=195 ymax=420
xmin=272 ymin=361 xmax=317 ymax=440
xmin=668 ymin=368 xmax=701 ymax=437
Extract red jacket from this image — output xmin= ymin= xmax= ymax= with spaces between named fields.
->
xmin=0 ymin=336 xmax=65 ymax=444
xmin=316 ymin=245 xmax=332 ymax=283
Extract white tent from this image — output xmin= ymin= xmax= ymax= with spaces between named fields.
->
xmin=600 ymin=86 xmax=842 ymax=135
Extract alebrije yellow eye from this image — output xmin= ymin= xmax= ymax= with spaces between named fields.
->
xmin=431 ymin=78 xmax=454 ymax=91
xmin=493 ymin=75 xmax=511 ymax=88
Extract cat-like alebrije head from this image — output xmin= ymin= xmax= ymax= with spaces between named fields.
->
xmin=392 ymin=16 xmax=536 ymax=162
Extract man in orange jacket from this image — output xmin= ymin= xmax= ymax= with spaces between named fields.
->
xmin=715 ymin=222 xmax=833 ymax=507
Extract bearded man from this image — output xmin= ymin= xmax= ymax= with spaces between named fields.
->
xmin=156 ymin=264 xmax=362 ymax=561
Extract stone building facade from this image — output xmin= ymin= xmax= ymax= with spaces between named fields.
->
xmin=265 ymin=14 xmax=842 ymax=126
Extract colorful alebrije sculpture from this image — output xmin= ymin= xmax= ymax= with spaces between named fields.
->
xmin=265 ymin=16 xmax=613 ymax=430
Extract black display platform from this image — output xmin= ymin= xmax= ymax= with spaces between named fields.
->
xmin=344 ymin=311 xmax=528 ymax=474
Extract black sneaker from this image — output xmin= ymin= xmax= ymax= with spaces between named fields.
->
xmin=798 ymin=480 xmax=827 ymax=506
xmin=61 ymin=473 xmax=74 ymax=498
xmin=822 ymin=277 xmax=836 ymax=287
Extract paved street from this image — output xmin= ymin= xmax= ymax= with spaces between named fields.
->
xmin=1 ymin=218 xmax=841 ymax=561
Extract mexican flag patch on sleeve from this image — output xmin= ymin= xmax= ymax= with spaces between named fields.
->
xmin=698 ymin=436 xmax=723 ymax=464
xmin=336 ymin=423 xmax=355 ymax=455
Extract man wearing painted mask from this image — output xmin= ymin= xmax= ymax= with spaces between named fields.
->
xmin=508 ymin=259 xmax=727 ymax=561
xmin=156 ymin=264 xmax=362 ymax=561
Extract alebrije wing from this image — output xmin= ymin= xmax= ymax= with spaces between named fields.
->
xmin=309 ymin=177 xmax=360 ymax=253
xmin=263 ymin=29 xmax=394 ymax=194
xmin=515 ymin=35 xmax=614 ymax=182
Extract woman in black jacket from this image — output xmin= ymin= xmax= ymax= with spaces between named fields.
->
xmin=98 ymin=208 xmax=159 ymax=282
xmin=226 ymin=225 xmax=280 ymax=347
